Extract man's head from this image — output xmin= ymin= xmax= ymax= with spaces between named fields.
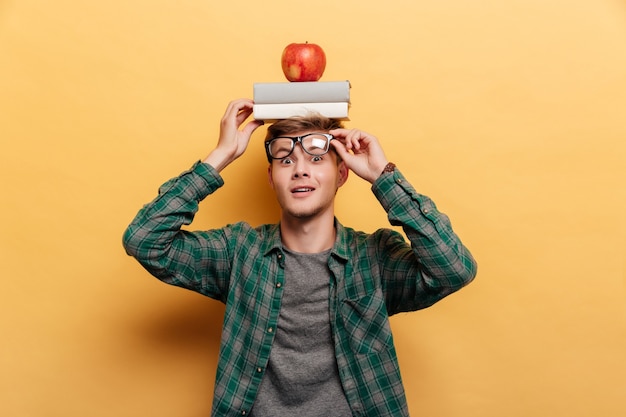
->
xmin=264 ymin=114 xmax=348 ymax=221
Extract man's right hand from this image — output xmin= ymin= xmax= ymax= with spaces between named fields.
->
xmin=203 ymin=99 xmax=264 ymax=172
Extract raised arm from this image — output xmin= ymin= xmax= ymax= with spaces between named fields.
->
xmin=122 ymin=99 xmax=264 ymax=299
xmin=331 ymin=127 xmax=476 ymax=312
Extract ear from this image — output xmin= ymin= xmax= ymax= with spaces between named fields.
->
xmin=336 ymin=161 xmax=349 ymax=188
xmin=267 ymin=164 xmax=275 ymax=189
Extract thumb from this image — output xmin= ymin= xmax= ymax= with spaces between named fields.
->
xmin=243 ymin=119 xmax=264 ymax=137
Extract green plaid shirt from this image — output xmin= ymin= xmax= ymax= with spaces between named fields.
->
xmin=123 ymin=162 xmax=477 ymax=417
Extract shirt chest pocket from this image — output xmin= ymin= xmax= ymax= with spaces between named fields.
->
xmin=340 ymin=292 xmax=393 ymax=354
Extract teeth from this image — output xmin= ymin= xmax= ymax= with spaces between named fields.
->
xmin=294 ymin=188 xmax=313 ymax=192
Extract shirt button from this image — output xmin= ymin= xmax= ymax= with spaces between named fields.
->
xmin=396 ymin=179 xmax=403 ymax=184
xmin=423 ymin=208 xmax=429 ymax=214
xmin=268 ymin=327 xmax=273 ymax=333
xmin=257 ymin=367 xmax=263 ymax=373
xmin=276 ymin=282 xmax=282 ymax=288
xmin=241 ymin=411 xmax=247 ymax=415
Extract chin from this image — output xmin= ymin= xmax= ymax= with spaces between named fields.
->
xmin=286 ymin=209 xmax=319 ymax=220
xmin=283 ymin=203 xmax=327 ymax=220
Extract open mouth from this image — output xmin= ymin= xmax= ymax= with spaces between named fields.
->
xmin=292 ymin=187 xmax=315 ymax=194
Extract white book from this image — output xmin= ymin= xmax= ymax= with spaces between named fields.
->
xmin=253 ymin=81 xmax=351 ymax=104
xmin=253 ymin=102 xmax=350 ymax=121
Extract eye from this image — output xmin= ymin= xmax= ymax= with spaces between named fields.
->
xmin=311 ymin=155 xmax=324 ymax=162
xmin=280 ymin=157 xmax=294 ymax=165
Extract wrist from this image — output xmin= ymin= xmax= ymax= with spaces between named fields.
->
xmin=364 ymin=162 xmax=393 ymax=184
xmin=380 ymin=162 xmax=396 ymax=175
xmin=202 ymin=149 xmax=231 ymax=172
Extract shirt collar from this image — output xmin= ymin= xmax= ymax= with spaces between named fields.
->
xmin=330 ymin=219 xmax=350 ymax=262
xmin=262 ymin=218 xmax=350 ymax=262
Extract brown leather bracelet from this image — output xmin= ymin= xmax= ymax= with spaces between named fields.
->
xmin=381 ymin=162 xmax=396 ymax=175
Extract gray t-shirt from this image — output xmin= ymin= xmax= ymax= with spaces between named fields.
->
xmin=250 ymin=248 xmax=352 ymax=416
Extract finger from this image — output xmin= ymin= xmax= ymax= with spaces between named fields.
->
xmin=346 ymin=129 xmax=362 ymax=151
xmin=329 ymin=128 xmax=349 ymax=137
xmin=242 ymin=119 xmax=264 ymax=137
xmin=222 ymin=104 xmax=242 ymax=128
xmin=329 ymin=128 xmax=351 ymax=145
xmin=230 ymin=98 xmax=254 ymax=108
xmin=235 ymin=107 xmax=254 ymax=126
xmin=330 ymin=138 xmax=350 ymax=159
xmin=224 ymin=99 xmax=253 ymax=120
xmin=337 ymin=129 xmax=358 ymax=151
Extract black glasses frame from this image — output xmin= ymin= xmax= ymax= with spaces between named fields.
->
xmin=265 ymin=133 xmax=335 ymax=161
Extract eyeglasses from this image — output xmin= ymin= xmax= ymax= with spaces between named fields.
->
xmin=265 ymin=133 xmax=334 ymax=161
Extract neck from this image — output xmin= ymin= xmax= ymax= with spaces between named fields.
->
xmin=279 ymin=211 xmax=336 ymax=254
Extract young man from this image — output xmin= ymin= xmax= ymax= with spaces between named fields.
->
xmin=123 ymin=98 xmax=477 ymax=416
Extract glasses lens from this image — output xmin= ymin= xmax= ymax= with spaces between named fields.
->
xmin=268 ymin=138 xmax=294 ymax=158
xmin=302 ymin=134 xmax=330 ymax=155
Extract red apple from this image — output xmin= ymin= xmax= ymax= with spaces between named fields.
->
xmin=281 ymin=42 xmax=326 ymax=82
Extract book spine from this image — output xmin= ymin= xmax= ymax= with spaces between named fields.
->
xmin=253 ymin=81 xmax=351 ymax=104
xmin=253 ymin=102 xmax=350 ymax=120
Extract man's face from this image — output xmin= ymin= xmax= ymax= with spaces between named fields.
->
xmin=268 ymin=130 xmax=348 ymax=221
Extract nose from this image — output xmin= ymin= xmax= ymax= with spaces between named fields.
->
xmin=291 ymin=147 xmax=310 ymax=178
xmin=292 ymin=160 xmax=310 ymax=178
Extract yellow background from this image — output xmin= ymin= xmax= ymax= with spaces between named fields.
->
xmin=1 ymin=0 xmax=624 ymax=416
